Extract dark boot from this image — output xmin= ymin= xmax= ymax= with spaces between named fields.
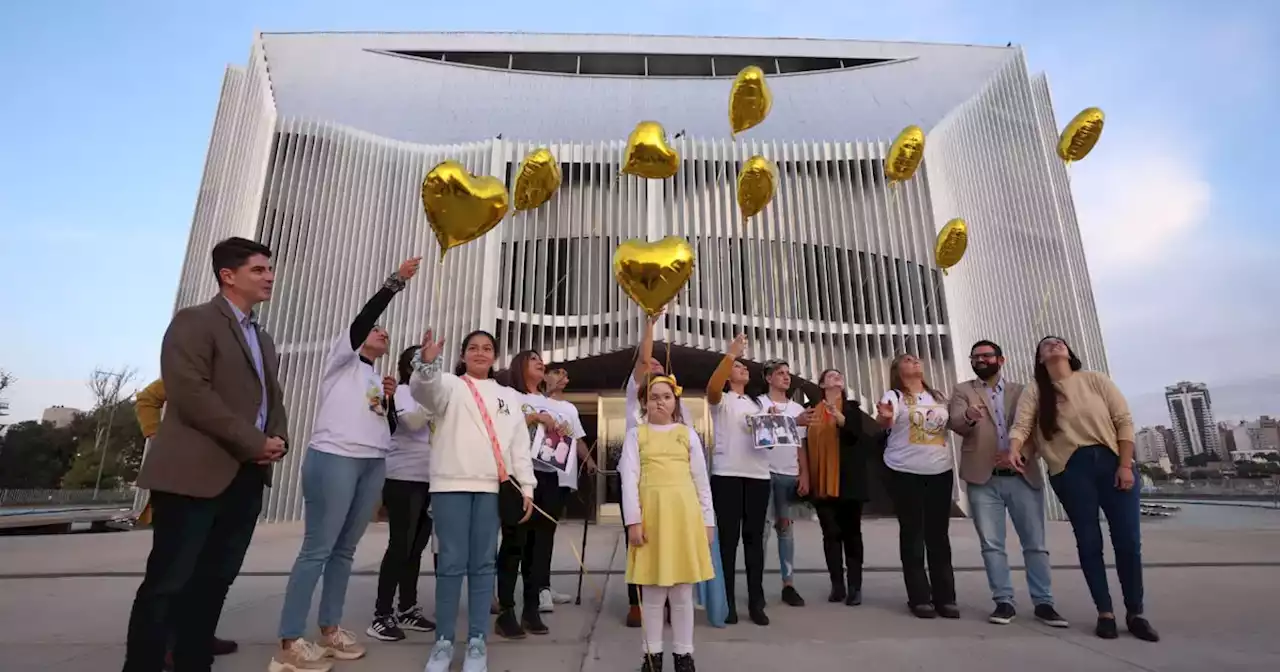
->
xmin=828 ymin=573 xmax=847 ymax=603
xmin=642 ymin=652 xmax=665 ymax=672
xmin=521 ymin=607 xmax=549 ymax=635
xmin=494 ymin=608 xmax=526 ymax=639
xmin=672 ymin=653 xmax=696 ymax=672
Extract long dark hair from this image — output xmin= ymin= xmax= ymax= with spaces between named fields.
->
xmin=507 ymin=349 xmax=543 ymax=394
xmin=454 ymin=330 xmax=498 ymax=378
xmin=397 ymin=346 xmax=422 ymax=385
xmin=1033 ymin=335 xmax=1083 ymax=439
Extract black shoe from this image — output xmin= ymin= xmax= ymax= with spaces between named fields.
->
xmin=845 ymin=588 xmax=862 ymax=606
xmin=781 ymin=585 xmax=805 ymax=607
xmin=828 ymin=582 xmax=847 ymax=603
xmin=397 ymin=604 xmax=437 ymax=632
xmin=211 ymin=637 xmax=238 ymax=656
xmin=672 ymin=652 xmax=696 ymax=672
xmin=748 ymin=603 xmax=770 ymax=626
xmin=1126 ymin=616 xmax=1160 ymax=642
xmin=494 ymin=609 xmax=527 ymax=639
xmin=988 ymin=602 xmax=1016 ymax=625
xmin=910 ymin=603 xmax=938 ymax=619
xmin=1096 ymin=616 xmax=1119 ymax=639
xmin=521 ymin=608 xmax=550 ymax=635
xmin=1034 ymin=604 xmax=1069 ymax=628
xmin=642 ymin=653 xmax=665 ymax=672
xmin=724 ymin=601 xmax=739 ymax=625
xmin=935 ymin=603 xmax=960 ymax=619
xmin=367 ymin=613 xmax=406 ymax=641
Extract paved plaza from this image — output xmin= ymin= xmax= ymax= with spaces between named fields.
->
xmin=2 ymin=506 xmax=1279 ymax=671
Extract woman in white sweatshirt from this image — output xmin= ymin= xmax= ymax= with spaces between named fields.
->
xmin=411 ymin=329 xmax=535 ymax=672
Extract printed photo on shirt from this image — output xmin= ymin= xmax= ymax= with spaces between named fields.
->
xmin=366 ymin=384 xmax=387 ymax=416
xmin=748 ymin=413 xmax=800 ymax=451
xmin=907 ymin=402 xmax=947 ymax=446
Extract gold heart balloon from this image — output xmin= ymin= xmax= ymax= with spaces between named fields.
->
xmin=512 ymin=147 xmax=562 ymax=211
xmin=729 ymin=65 xmax=772 ymax=136
xmin=737 ymin=155 xmax=778 ymax=219
xmin=421 ymin=160 xmax=510 ymax=259
xmin=621 ymin=121 xmax=679 ymax=180
xmin=1057 ymin=107 xmax=1105 ymax=163
xmin=935 ymin=217 xmax=969 ymax=275
xmin=885 ymin=125 xmax=926 ymax=183
xmin=612 ymin=236 xmax=696 ymax=317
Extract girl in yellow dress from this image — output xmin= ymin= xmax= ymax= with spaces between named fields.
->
xmin=621 ymin=375 xmax=716 ymax=672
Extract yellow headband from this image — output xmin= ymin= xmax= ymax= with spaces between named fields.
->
xmin=646 ymin=374 xmax=683 ymax=397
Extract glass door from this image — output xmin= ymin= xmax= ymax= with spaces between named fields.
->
xmin=595 ymin=393 xmax=710 ymax=523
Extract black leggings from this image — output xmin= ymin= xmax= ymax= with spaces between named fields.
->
xmin=710 ymin=475 xmax=771 ymax=608
xmin=497 ymin=470 xmax=566 ymax=611
xmin=886 ymin=469 xmax=956 ymax=607
xmin=814 ymin=499 xmax=864 ymax=590
xmin=375 ymin=479 xmax=433 ymax=615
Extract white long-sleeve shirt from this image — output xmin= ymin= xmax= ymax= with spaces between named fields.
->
xmin=409 ymin=354 xmax=535 ymax=497
xmin=619 ymin=423 xmax=715 ymax=528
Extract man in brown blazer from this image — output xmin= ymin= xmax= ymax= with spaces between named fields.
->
xmin=124 ymin=237 xmax=289 ymax=672
xmin=948 ymin=340 xmax=1067 ymax=630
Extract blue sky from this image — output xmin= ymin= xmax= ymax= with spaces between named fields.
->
xmin=1 ymin=0 xmax=1277 ymax=426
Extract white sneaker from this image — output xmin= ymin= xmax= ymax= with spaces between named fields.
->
xmin=424 ymin=639 xmax=454 ymax=672
xmin=461 ymin=637 xmax=488 ymax=672
xmin=268 ymin=639 xmax=334 ymax=672
xmin=539 ymin=588 xmax=555 ymax=613
xmin=550 ymin=589 xmax=573 ymax=605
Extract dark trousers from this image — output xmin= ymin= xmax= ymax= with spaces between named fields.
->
xmin=374 ymin=479 xmax=433 ymax=615
xmin=814 ymin=499 xmax=864 ymax=590
xmin=1049 ymin=445 xmax=1144 ymax=615
xmin=497 ymin=470 xmax=566 ymax=612
xmin=710 ymin=475 xmax=771 ymax=608
xmin=123 ymin=465 xmax=262 ymax=672
xmin=887 ymin=469 xmax=956 ymax=607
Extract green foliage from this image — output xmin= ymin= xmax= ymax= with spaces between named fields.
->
xmin=59 ymin=400 xmax=145 ymax=490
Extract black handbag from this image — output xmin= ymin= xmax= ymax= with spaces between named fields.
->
xmin=461 ymin=376 xmax=527 ymax=527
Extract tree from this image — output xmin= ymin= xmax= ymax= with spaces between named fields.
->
xmin=60 ymin=401 xmax=144 ymax=491
xmin=0 ymin=368 xmax=13 ymax=431
xmin=0 ymin=420 xmax=79 ymax=488
xmin=60 ymin=367 xmax=138 ymax=495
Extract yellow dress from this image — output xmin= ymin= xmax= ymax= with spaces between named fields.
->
xmin=626 ymin=425 xmax=716 ymax=587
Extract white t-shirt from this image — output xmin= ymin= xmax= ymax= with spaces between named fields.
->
xmin=520 ymin=393 xmax=588 ymax=489
xmin=881 ymin=389 xmax=954 ymax=475
xmin=625 ymin=373 xmax=693 ymax=433
xmin=709 ymin=391 xmax=771 ymax=480
xmin=308 ymin=334 xmax=391 ymax=459
xmin=386 ymin=385 xmax=431 ymax=482
xmin=757 ymin=396 xmax=807 ymax=477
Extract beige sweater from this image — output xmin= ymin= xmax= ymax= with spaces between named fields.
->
xmin=1010 ymin=371 xmax=1135 ymax=475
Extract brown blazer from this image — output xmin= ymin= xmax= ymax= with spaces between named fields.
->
xmin=947 ymin=378 xmax=1042 ymax=488
xmin=137 ymin=296 xmax=288 ymax=498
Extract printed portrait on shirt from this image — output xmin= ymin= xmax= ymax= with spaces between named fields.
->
xmin=906 ymin=400 xmax=947 ymax=446
xmin=366 ymin=384 xmax=387 ymax=417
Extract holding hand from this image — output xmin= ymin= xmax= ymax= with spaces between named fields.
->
xmin=1009 ymin=450 xmax=1027 ymax=473
xmin=875 ymin=400 xmax=894 ymax=428
xmin=964 ymin=403 xmax=986 ymax=424
xmin=797 ymin=473 xmax=810 ymax=498
xmin=381 ymin=376 xmax=396 ymax=400
xmin=705 ymin=526 xmax=715 ymax=547
xmin=1115 ymin=465 xmax=1136 ymax=491
xmin=824 ymin=399 xmax=845 ymax=425
xmin=797 ymin=408 xmax=815 ymax=427
xmin=519 ymin=495 xmax=535 ymax=524
xmin=628 ymin=524 xmax=647 ymax=547
xmin=256 ymin=436 xmax=287 ymax=464
xmin=397 ymin=256 xmax=423 ymax=281
xmin=420 ymin=329 xmax=446 ymax=363
xmin=646 ymin=308 xmax=666 ymax=328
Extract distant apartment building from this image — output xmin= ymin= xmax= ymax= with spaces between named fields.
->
xmin=1157 ymin=425 xmax=1179 ymax=466
xmin=1135 ymin=427 xmax=1169 ymax=465
xmin=1229 ymin=418 xmax=1280 ymax=460
xmin=1165 ymin=381 xmax=1224 ymax=462
xmin=41 ymin=405 xmax=82 ymax=429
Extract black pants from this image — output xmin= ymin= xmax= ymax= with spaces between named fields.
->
xmin=886 ymin=469 xmax=956 ymax=607
xmin=123 ymin=465 xmax=262 ymax=672
xmin=375 ymin=479 xmax=433 ymax=615
xmin=710 ymin=475 xmax=771 ymax=608
xmin=814 ymin=498 xmax=864 ymax=590
xmin=497 ymin=470 xmax=566 ymax=612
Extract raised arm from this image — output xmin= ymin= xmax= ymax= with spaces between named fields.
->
xmin=631 ymin=312 xmax=664 ymax=387
xmin=409 ymin=330 xmax=451 ymax=416
xmin=687 ymin=427 xmax=716 ymax=527
xmin=348 ymin=257 xmax=421 ymax=351
xmin=620 ymin=428 xmax=642 ymax=527
xmin=705 ymin=334 xmax=747 ymax=406
xmin=161 ymin=311 xmax=266 ymax=462
xmin=134 ymin=379 xmax=166 ymax=439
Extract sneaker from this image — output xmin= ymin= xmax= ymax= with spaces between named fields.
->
xmin=626 ymin=605 xmax=643 ymax=628
xmin=367 ymin=613 xmax=406 ymax=642
xmin=522 ymin=608 xmax=550 ymax=635
xmin=748 ymin=603 xmax=770 ymax=626
xmin=827 ymin=582 xmax=846 ymax=603
xmin=672 ymin=652 xmax=696 ymax=672
xmin=845 ymin=588 xmax=862 ymax=607
xmin=641 ymin=653 xmax=665 ymax=672
xmin=539 ymin=588 xmax=556 ymax=613
xmin=1126 ymin=616 xmax=1160 ymax=642
xmin=1034 ymin=604 xmax=1069 ymax=628
xmin=461 ymin=637 xmax=488 ymax=672
xmin=424 ymin=639 xmax=455 ymax=672
xmin=989 ymin=602 xmax=1016 ymax=625
xmin=494 ymin=609 xmax=526 ymax=639
xmin=550 ymin=588 xmax=573 ymax=604
xmin=781 ymin=585 xmax=805 ymax=607
xmin=935 ymin=604 xmax=961 ymax=620
xmin=398 ymin=605 xmax=437 ymax=632
xmin=320 ymin=628 xmax=366 ymax=660
xmin=909 ymin=604 xmax=938 ymax=619
xmin=268 ymin=639 xmax=334 ymax=672
xmin=1096 ymin=616 xmax=1119 ymax=639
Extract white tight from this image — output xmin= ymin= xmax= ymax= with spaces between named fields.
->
xmin=640 ymin=583 xmax=694 ymax=655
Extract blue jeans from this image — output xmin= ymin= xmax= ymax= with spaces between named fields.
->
xmin=1049 ymin=445 xmax=1144 ymax=615
xmin=765 ymin=473 xmax=799 ymax=583
xmin=278 ymin=449 xmax=386 ymax=639
xmin=966 ymin=474 xmax=1053 ymax=607
xmin=432 ymin=491 xmax=500 ymax=643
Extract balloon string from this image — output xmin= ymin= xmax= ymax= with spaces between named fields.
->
xmin=433 ymin=257 xmax=445 ymax=325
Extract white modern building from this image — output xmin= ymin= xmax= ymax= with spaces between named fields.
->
xmin=1134 ymin=427 xmax=1169 ymax=465
xmin=171 ymin=32 xmax=1105 ymax=521
xmin=1165 ymin=381 xmax=1222 ymax=462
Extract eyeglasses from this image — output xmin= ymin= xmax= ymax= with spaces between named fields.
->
xmin=969 ymin=353 xmax=998 ymax=361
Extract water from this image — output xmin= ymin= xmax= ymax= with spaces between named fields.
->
xmin=1141 ymin=501 xmax=1280 ymax=530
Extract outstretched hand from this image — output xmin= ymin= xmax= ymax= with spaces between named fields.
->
xmin=420 ymin=329 xmax=446 ymax=363
xmin=398 ymin=257 xmax=423 ymax=281
xmin=727 ymin=333 xmax=748 ymax=359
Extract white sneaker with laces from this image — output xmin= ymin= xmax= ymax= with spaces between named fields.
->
xmin=424 ymin=639 xmax=454 ymax=672
xmin=550 ymin=589 xmax=573 ymax=604
xmin=268 ymin=639 xmax=333 ymax=672
xmin=538 ymin=588 xmax=555 ymax=613
xmin=461 ymin=636 xmax=488 ymax=672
